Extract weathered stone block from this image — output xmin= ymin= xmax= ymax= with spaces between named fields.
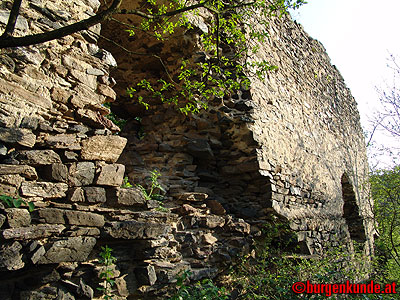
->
xmin=0 ymin=127 xmax=36 ymax=148
xmin=68 ymin=162 xmax=95 ymax=186
xmin=225 ymin=218 xmax=251 ymax=234
xmin=0 ymin=183 xmax=17 ymax=196
xmin=199 ymin=215 xmax=225 ymax=228
xmin=5 ymin=208 xmax=31 ymax=228
xmin=96 ymin=163 xmax=125 ymax=186
xmin=111 ymin=187 xmax=146 ymax=206
xmin=51 ymin=86 xmax=71 ymax=104
xmin=68 ymin=187 xmax=85 ymax=202
xmin=176 ymin=204 xmax=198 ymax=215
xmin=2 ymin=224 xmax=65 ymax=240
xmin=20 ymin=182 xmax=68 ymax=198
xmin=63 ymin=150 xmax=79 ymax=161
xmin=81 ymin=135 xmax=127 ymax=162
xmin=115 ymin=273 xmax=138 ymax=297
xmin=0 ymin=164 xmax=38 ymax=179
xmin=70 ymin=69 xmax=97 ymax=90
xmin=83 ymin=186 xmax=106 ymax=203
xmin=0 ymin=241 xmax=24 ymax=271
xmin=43 ymin=163 xmax=68 ymax=182
xmin=37 ymin=237 xmax=96 ymax=264
xmin=37 ymin=133 xmax=81 ymax=150
xmin=39 ymin=208 xmax=66 ymax=224
xmin=65 ymin=210 xmax=105 ymax=227
xmin=186 ymin=139 xmax=214 ymax=160
xmin=97 ymin=83 xmax=116 ymax=101
xmin=67 ymin=226 xmax=100 ymax=236
xmin=0 ymin=10 xmax=28 ymax=31
xmin=0 ymin=142 xmax=7 ymax=156
xmin=20 ymin=116 xmax=39 ymax=130
xmin=0 ymin=174 xmax=24 ymax=189
xmin=18 ymin=149 xmax=62 ymax=165
xmin=39 ymin=207 xmax=104 ymax=227
xmin=107 ymin=221 xmax=170 ymax=239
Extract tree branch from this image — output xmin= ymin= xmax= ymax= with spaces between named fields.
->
xmin=1 ymin=0 xmax=22 ymax=38
xmin=117 ymin=0 xmax=211 ymax=18
xmin=0 ymin=0 xmax=122 ymax=48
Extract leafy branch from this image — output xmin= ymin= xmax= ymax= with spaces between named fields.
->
xmin=0 ymin=0 xmax=306 ymax=114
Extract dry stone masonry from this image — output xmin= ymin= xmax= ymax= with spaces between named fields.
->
xmin=0 ymin=0 xmax=374 ymax=299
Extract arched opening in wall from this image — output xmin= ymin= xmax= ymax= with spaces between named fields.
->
xmin=341 ymin=173 xmax=367 ymax=244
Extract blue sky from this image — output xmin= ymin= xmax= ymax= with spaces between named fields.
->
xmin=290 ymin=0 xmax=400 ymax=166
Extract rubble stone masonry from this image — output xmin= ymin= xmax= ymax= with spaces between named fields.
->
xmin=0 ymin=0 xmax=374 ymax=299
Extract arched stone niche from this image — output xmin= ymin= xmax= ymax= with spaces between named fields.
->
xmin=341 ymin=173 xmax=367 ymax=244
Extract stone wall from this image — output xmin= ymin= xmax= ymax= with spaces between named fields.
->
xmin=248 ymin=17 xmax=374 ymax=255
xmin=0 ymin=0 xmax=374 ymax=299
xmin=102 ymin=0 xmax=374 ymax=257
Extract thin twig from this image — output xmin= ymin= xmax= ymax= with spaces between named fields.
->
xmin=1 ymin=0 xmax=23 ymax=38
xmin=89 ymin=29 xmax=179 ymax=87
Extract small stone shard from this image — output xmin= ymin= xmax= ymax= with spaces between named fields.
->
xmin=135 ymin=265 xmax=157 ymax=286
xmin=202 ymin=233 xmax=218 ymax=245
xmin=177 ymin=192 xmax=208 ymax=202
xmin=67 ymin=187 xmax=85 ymax=202
xmin=65 ymin=210 xmax=105 ymax=227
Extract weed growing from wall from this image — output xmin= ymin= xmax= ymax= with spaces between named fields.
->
xmin=97 ymin=245 xmax=117 ymax=300
xmin=0 ymin=194 xmax=34 ymax=212
xmin=169 ymin=270 xmax=229 ymax=300
xmin=121 ymin=176 xmax=133 ymax=188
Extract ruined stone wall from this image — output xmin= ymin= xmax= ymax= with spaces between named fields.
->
xmin=0 ymin=1 xmax=252 ymax=299
xmin=247 ymin=17 xmax=374 ymax=255
xmin=102 ymin=1 xmax=374 ymax=257
xmin=0 ymin=0 xmax=374 ymax=299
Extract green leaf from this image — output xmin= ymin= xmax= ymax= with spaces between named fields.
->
xmin=27 ymin=202 xmax=35 ymax=212
xmin=12 ymin=198 xmax=22 ymax=208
